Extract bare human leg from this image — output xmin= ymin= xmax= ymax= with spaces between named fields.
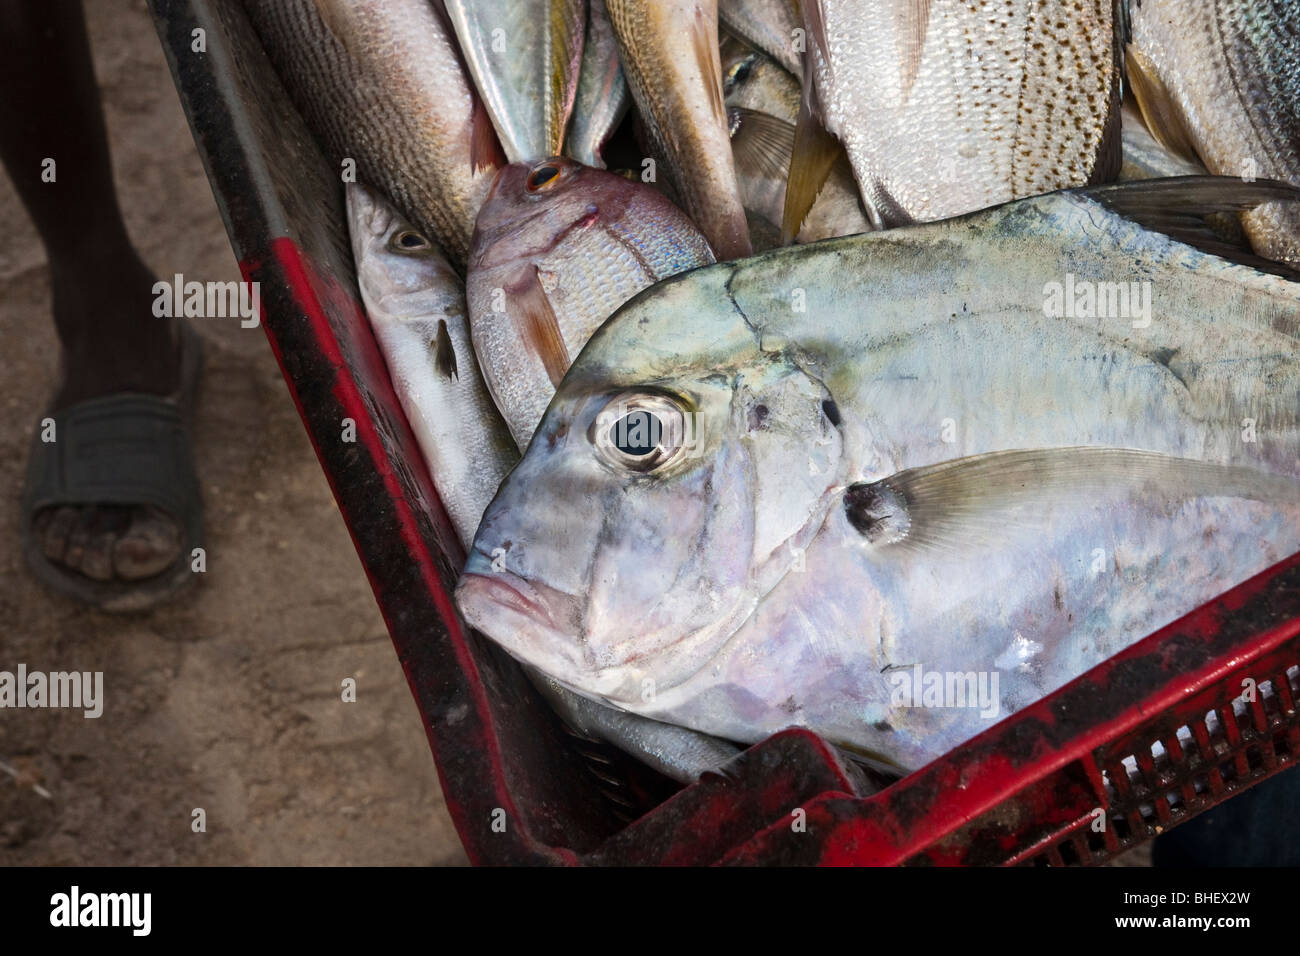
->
xmin=1 ymin=0 xmax=189 ymax=586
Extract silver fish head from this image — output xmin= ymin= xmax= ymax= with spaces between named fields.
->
xmin=455 ymin=268 xmax=846 ymax=704
xmin=347 ymin=182 xmax=459 ymax=316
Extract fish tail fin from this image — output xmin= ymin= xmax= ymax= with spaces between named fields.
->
xmin=547 ymin=0 xmax=587 ymax=156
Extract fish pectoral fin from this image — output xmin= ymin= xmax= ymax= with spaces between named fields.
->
xmin=1125 ymin=45 xmax=1200 ymax=164
xmin=1081 ymin=176 xmax=1300 ymax=279
xmin=845 ymin=448 xmax=1300 ymax=555
xmin=507 ymin=266 xmax=571 ymax=388
xmin=731 ymin=108 xmax=796 ymax=184
xmin=469 ymin=91 xmax=507 ymax=173
xmin=432 ymin=319 xmax=459 ymax=381
xmin=691 ymin=3 xmax=728 ymax=134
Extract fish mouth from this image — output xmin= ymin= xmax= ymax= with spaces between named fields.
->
xmin=457 ymin=567 xmax=635 ymax=698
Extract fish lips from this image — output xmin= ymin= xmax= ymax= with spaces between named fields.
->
xmin=456 ymin=559 xmax=638 ymax=702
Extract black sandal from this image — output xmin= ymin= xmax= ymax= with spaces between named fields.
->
xmin=21 ymin=324 xmax=205 ymax=612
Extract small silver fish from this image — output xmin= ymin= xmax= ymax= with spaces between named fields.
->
xmin=722 ymin=42 xmax=800 ymax=124
xmin=606 ymin=0 xmax=753 ymax=259
xmin=347 ymin=183 xmax=516 ymax=546
xmin=458 ymin=178 xmax=1300 ymax=772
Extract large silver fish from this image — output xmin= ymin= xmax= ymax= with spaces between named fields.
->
xmin=444 ymin=0 xmax=587 ymax=164
xmin=1129 ymin=0 xmax=1300 ymax=265
xmin=245 ymin=0 xmax=501 ymax=268
xmin=795 ymin=0 xmax=1122 ymax=230
xmin=606 ymin=0 xmax=753 ymax=259
xmin=348 ymin=183 xmax=738 ymax=782
xmin=457 ymin=178 xmax=1300 ymax=772
xmin=467 ymin=157 xmax=714 ymax=448
xmin=564 ymin=0 xmax=630 ymax=168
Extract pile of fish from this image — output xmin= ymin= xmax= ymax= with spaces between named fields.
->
xmin=248 ymin=0 xmax=1300 ymax=782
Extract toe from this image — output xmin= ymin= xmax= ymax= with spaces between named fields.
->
xmin=40 ymin=507 xmax=78 ymax=563
xmin=61 ymin=508 xmax=98 ymax=575
xmin=80 ymin=507 xmax=131 ymax=583
xmin=112 ymin=505 xmax=183 ymax=581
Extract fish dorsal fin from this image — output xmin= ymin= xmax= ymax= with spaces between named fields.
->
xmin=844 ymin=448 xmax=1300 ymax=555
xmin=432 ymin=319 xmax=459 ymax=381
xmin=895 ymin=0 xmax=932 ymax=104
xmin=730 ymin=108 xmax=796 ymax=184
xmin=1078 ymin=176 xmax=1300 ymax=278
xmin=1125 ymin=44 xmax=1200 ymax=163
xmin=507 ymin=266 xmax=570 ymax=388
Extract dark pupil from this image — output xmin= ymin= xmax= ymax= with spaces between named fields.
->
xmin=612 ymin=411 xmax=661 ymax=457
xmin=398 ymin=232 xmax=425 ymax=248
xmin=529 ymin=165 xmax=559 ymax=188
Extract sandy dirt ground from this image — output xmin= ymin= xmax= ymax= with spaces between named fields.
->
xmin=0 ymin=0 xmax=468 ymax=865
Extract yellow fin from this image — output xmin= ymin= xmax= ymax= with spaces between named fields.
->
xmin=1125 ymin=44 xmax=1200 ymax=164
xmin=781 ymin=94 xmax=839 ymax=243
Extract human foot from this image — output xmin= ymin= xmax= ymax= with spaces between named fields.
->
xmin=25 ymin=268 xmax=203 ymax=604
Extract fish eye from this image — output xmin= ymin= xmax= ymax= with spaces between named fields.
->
xmin=724 ymin=54 xmax=755 ymax=94
xmin=526 ymin=162 xmax=563 ymax=191
xmin=591 ymin=392 xmax=692 ymax=473
xmin=389 ymin=229 xmax=432 ymax=253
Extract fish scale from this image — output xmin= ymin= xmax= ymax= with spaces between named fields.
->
xmin=244 ymin=0 xmax=498 ymax=268
xmin=1130 ymin=0 xmax=1300 ymax=264
xmin=804 ymin=0 xmax=1121 ymax=226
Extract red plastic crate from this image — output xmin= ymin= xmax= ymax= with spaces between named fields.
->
xmin=150 ymin=0 xmax=1300 ymax=865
